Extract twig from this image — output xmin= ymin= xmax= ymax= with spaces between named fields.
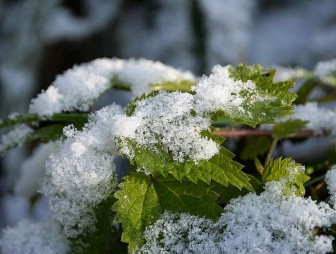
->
xmin=213 ymin=128 xmax=315 ymax=138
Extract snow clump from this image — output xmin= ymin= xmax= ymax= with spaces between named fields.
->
xmin=29 ymin=58 xmax=195 ymax=117
xmin=114 ymin=91 xmax=218 ymax=163
xmin=41 ymin=104 xmax=122 ymax=237
xmin=314 ymin=59 xmax=336 ymax=84
xmin=139 ymin=180 xmax=336 ymax=253
xmin=0 ymin=220 xmax=70 ymax=254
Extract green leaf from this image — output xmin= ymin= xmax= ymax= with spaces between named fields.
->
xmin=120 ymin=137 xmax=253 ymax=191
xmin=263 ymin=158 xmax=310 ymax=196
xmin=0 ymin=112 xmax=88 ymax=154
xmin=0 ymin=113 xmax=88 ymax=129
xmin=125 ymin=91 xmax=160 ymax=116
xmin=221 ymin=64 xmax=297 ymax=127
xmin=112 ymin=172 xmax=223 ymax=252
xmin=197 ymin=147 xmax=253 ymax=190
xmin=151 ymin=80 xmax=196 ymax=92
xmin=73 ymin=195 xmax=117 ymax=254
xmin=0 ymin=125 xmax=65 ymax=155
xmin=254 ymin=157 xmax=265 ymax=176
xmin=0 ymin=121 xmax=87 ymax=155
xmin=113 ymin=173 xmax=161 ymax=251
xmin=241 ymin=136 xmax=271 ymax=160
xmin=272 ymin=119 xmax=308 ymax=139
xmin=294 ymin=77 xmax=318 ymax=104
xmin=213 ymin=174 xmax=262 ymax=204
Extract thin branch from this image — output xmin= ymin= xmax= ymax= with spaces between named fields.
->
xmin=264 ymin=138 xmax=278 ymax=167
xmin=304 ymin=174 xmax=326 ymax=188
xmin=213 ymin=128 xmax=315 ymax=138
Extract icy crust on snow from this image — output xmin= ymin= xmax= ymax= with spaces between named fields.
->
xmin=0 ymin=124 xmax=33 ymax=153
xmin=41 ymin=105 xmax=122 ymax=238
xmin=314 ymin=59 xmax=336 ymax=83
xmin=114 ymin=91 xmax=218 ymax=163
xmin=0 ymin=220 xmax=70 ymax=254
xmin=29 ymin=58 xmax=195 ymax=117
xmin=325 ymin=165 xmax=336 ymax=206
xmin=139 ymin=180 xmax=336 ymax=254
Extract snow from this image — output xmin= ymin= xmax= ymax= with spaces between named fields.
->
xmin=314 ymin=58 xmax=336 ymax=84
xmin=114 ymin=91 xmax=218 ymax=163
xmin=29 ymin=58 xmax=195 ymax=117
xmin=40 ymin=105 xmax=121 ymax=237
xmin=281 ymin=102 xmax=336 ymax=136
xmin=325 ymin=165 xmax=336 ymax=206
xmin=0 ymin=124 xmax=33 ymax=153
xmin=15 ymin=144 xmax=56 ymax=198
xmin=194 ymin=65 xmax=256 ymax=115
xmin=0 ymin=220 xmax=70 ymax=254
xmin=140 ymin=177 xmax=336 ymax=254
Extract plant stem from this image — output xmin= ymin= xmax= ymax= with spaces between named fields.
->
xmin=0 ymin=114 xmax=39 ymax=128
xmin=213 ymin=128 xmax=314 ymax=138
xmin=304 ymin=174 xmax=326 ymax=188
xmin=264 ymin=138 xmax=278 ymax=167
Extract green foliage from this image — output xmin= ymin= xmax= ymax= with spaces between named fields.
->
xmin=223 ymin=64 xmax=296 ymax=127
xmin=121 ymin=137 xmax=253 ymax=191
xmin=241 ymin=136 xmax=271 ymax=160
xmin=0 ymin=113 xmax=88 ymax=155
xmin=3 ymin=62 xmax=326 ymax=253
xmin=272 ymin=119 xmax=308 ymax=139
xmin=0 ymin=124 xmax=65 ymax=155
xmin=125 ymin=91 xmax=160 ymax=116
xmin=294 ymin=77 xmax=319 ymax=104
xmin=214 ymin=174 xmax=263 ymax=204
xmin=151 ymin=80 xmax=196 ymax=92
xmin=112 ymin=172 xmax=222 ymax=252
xmin=73 ymin=195 xmax=116 ymax=254
xmin=263 ymin=158 xmax=310 ymax=196
xmin=0 ymin=113 xmax=88 ymax=129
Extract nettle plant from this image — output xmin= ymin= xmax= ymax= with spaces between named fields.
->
xmin=1 ymin=58 xmax=336 ymax=253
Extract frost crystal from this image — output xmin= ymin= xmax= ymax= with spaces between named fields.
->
xmin=314 ymin=59 xmax=336 ymax=83
xmin=0 ymin=220 xmax=70 ymax=254
xmin=0 ymin=124 xmax=33 ymax=153
xmin=140 ymin=181 xmax=336 ymax=254
xmin=29 ymin=58 xmax=195 ymax=117
xmin=41 ymin=105 xmax=122 ymax=237
xmin=114 ymin=91 xmax=219 ymax=163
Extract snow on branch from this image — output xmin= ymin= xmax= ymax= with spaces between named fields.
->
xmin=29 ymin=58 xmax=195 ymax=117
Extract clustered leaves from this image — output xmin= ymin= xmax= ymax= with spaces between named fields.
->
xmin=1 ymin=59 xmax=336 ymax=254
